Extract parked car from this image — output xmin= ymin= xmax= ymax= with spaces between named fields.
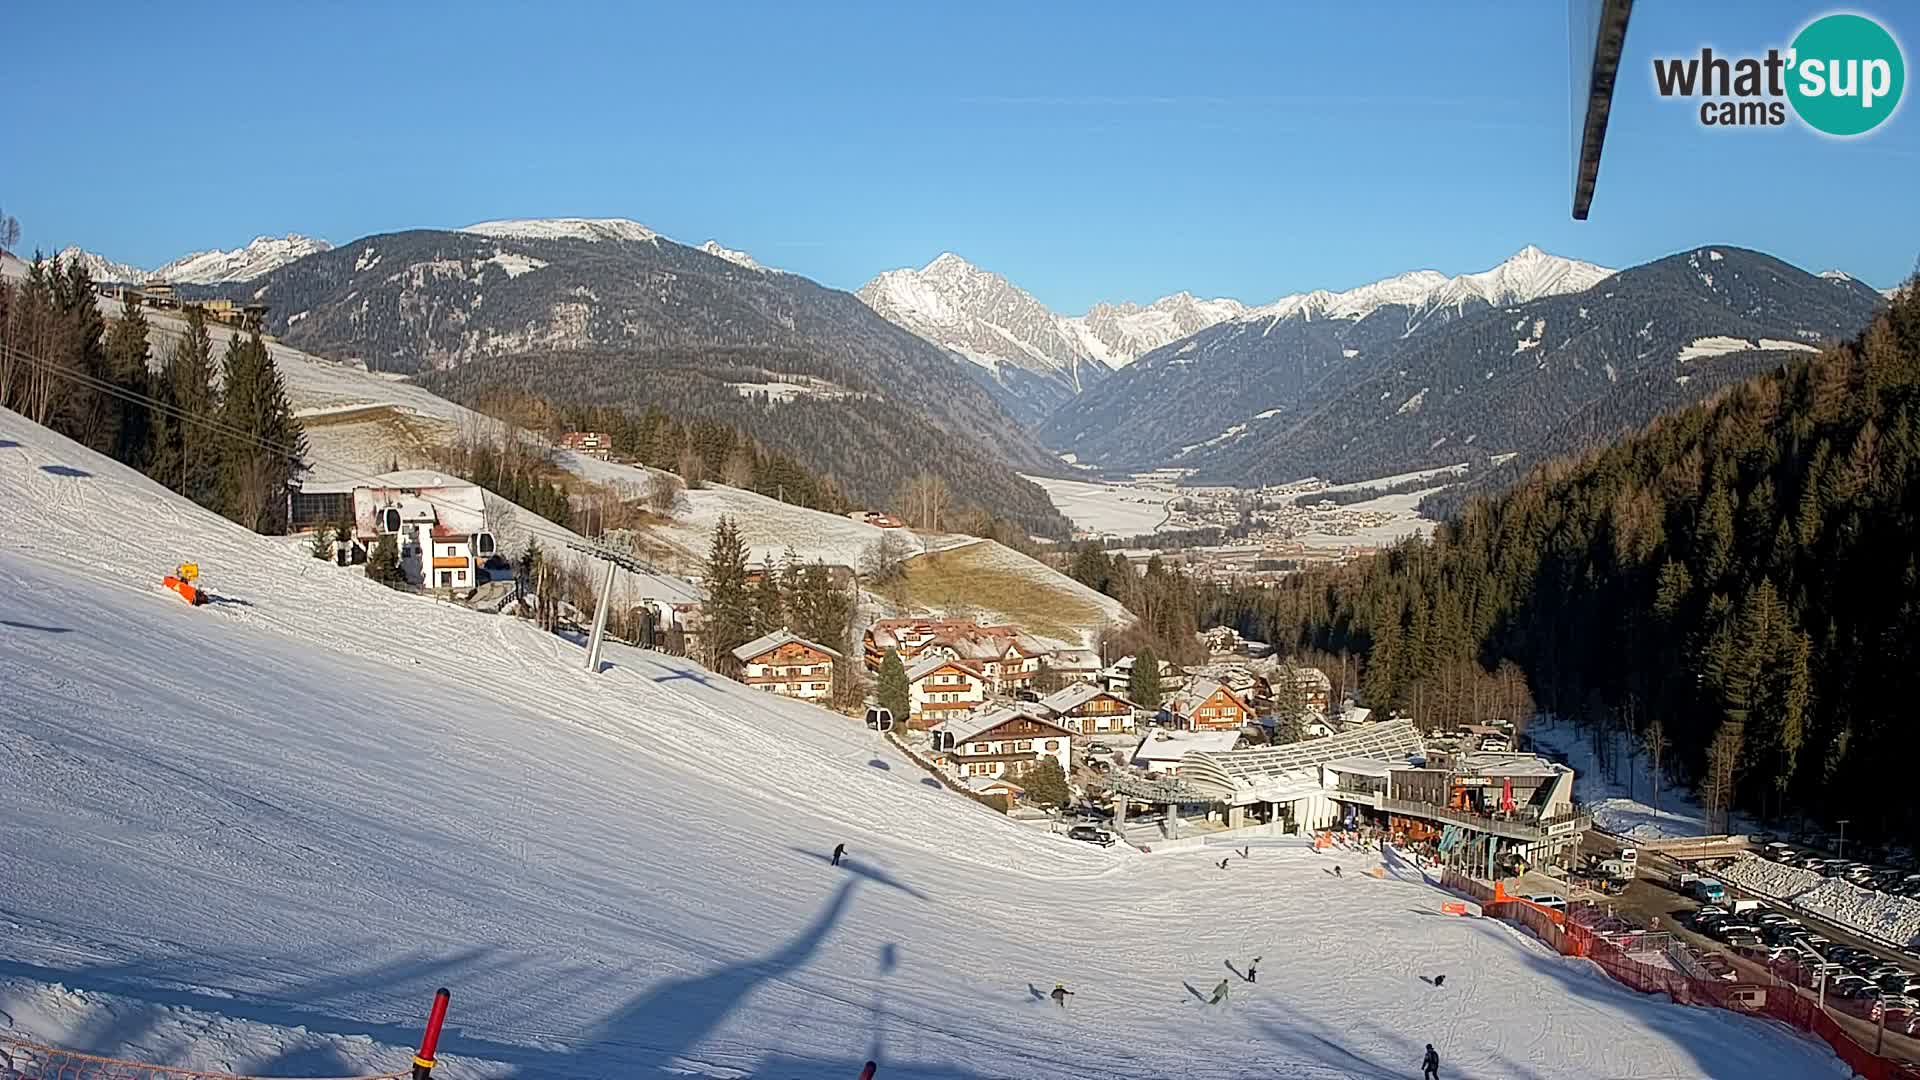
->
xmin=1519 ymin=893 xmax=1568 ymax=911
xmin=1689 ymin=878 xmax=1727 ymax=903
xmin=1067 ymin=825 xmax=1116 ymax=847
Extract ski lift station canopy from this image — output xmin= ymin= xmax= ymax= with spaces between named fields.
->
xmin=1180 ymin=719 xmax=1424 ymax=806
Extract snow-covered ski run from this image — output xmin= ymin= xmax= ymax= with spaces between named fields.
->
xmin=0 ymin=405 xmax=1853 ymax=1078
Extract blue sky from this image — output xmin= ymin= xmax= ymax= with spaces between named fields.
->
xmin=4 ymin=1 xmax=1915 ymax=311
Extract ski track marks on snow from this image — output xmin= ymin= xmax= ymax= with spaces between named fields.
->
xmin=0 ymin=408 xmax=1852 ymax=1080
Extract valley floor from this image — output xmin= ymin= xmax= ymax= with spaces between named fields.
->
xmin=0 ymin=408 xmax=1852 ymax=1079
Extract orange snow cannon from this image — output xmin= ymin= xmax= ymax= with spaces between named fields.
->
xmin=163 ymin=562 xmax=206 ymax=606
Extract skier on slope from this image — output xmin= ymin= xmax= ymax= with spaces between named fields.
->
xmin=1050 ymin=983 xmax=1073 ymax=1008
xmin=832 ymin=843 xmax=846 ymax=867
xmin=1422 ymin=1043 xmax=1440 ymax=1079
xmin=1208 ymin=978 xmax=1231 ymax=1005
xmin=1218 ymin=857 xmax=1230 ymax=870
xmin=1246 ymin=956 xmax=1260 ymax=984
xmin=1432 ymin=973 xmax=1446 ymax=988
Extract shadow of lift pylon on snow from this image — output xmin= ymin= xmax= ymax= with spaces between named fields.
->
xmin=0 ymin=854 xmax=941 ymax=1079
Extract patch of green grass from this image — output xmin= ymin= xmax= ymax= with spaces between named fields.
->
xmin=880 ymin=542 xmax=1111 ymax=642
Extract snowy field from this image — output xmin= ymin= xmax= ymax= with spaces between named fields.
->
xmin=664 ymin=485 xmax=928 ymax=571
xmin=1021 ymin=474 xmax=1169 ymax=538
xmin=1525 ymin=717 xmax=1722 ymax=840
xmin=0 ymin=407 xmax=1854 ymax=1079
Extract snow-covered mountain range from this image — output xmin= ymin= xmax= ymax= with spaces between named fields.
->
xmin=1233 ymin=245 xmax=1614 ymax=327
xmin=50 ymin=235 xmax=332 ymax=285
xmin=857 ymin=253 xmax=1241 ymax=377
xmin=855 ymin=246 xmax=1614 ymax=424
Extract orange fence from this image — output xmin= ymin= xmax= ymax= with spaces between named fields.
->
xmin=1472 ymin=892 xmax=1920 ymax=1080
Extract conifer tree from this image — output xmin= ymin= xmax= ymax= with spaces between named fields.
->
xmin=151 ymin=306 xmax=220 ymax=504
xmin=1128 ymin=647 xmax=1163 ymax=712
xmin=702 ymin=516 xmax=753 ymax=673
xmin=877 ymin=648 xmax=909 ymax=726
xmin=310 ymin=525 xmax=334 ymax=560
xmin=1019 ymin=758 xmax=1070 ymax=808
xmin=748 ymin=559 xmax=785 ymax=637
xmin=366 ymin=533 xmax=403 ymax=587
xmin=102 ymin=293 xmax=152 ymax=466
xmin=217 ymin=329 xmax=306 ymax=533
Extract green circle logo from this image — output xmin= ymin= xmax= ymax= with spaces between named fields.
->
xmin=1788 ymin=13 xmax=1905 ymax=136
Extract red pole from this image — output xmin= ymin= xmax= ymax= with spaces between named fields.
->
xmin=413 ymin=988 xmax=451 ymax=1080
xmin=858 ymin=1062 xmax=877 ymax=1080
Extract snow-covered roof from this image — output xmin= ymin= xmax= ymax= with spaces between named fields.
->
xmin=304 ymin=469 xmax=478 ymax=496
xmin=1131 ymin=729 xmax=1242 ymax=764
xmin=963 ymin=775 xmax=1023 ymax=795
xmin=1454 ymin=752 xmax=1564 ymax=780
xmin=932 ymin=706 xmax=1068 ymax=747
xmin=731 ymin=629 xmax=843 ymax=664
xmin=397 ymin=498 xmax=437 ymax=523
xmin=1175 ymin=678 xmax=1246 ymax=712
xmin=1048 ymin=648 xmax=1100 ymax=671
xmin=1039 ymin=682 xmax=1136 ymax=715
xmin=906 ymin=654 xmax=984 ymax=683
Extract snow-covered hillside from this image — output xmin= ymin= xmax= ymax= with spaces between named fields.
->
xmin=0 ymin=408 xmax=1852 ymax=1078
xmin=460 ymin=217 xmax=662 ymax=244
xmin=158 ymin=235 xmax=332 ymax=283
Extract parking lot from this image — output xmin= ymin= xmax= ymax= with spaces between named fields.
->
xmin=1593 ymin=846 xmax=1920 ymax=1062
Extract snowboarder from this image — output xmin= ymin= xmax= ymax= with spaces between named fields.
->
xmin=1247 ymin=957 xmax=1260 ymax=984
xmin=1208 ymin=978 xmax=1231 ymax=1005
xmin=1432 ymin=974 xmax=1446 ymax=989
xmin=1050 ymin=983 xmax=1073 ymax=1008
xmin=1422 ymin=1043 xmax=1440 ymax=1079
xmin=832 ymin=843 xmax=846 ymax=867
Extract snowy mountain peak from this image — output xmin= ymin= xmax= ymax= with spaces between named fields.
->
xmin=1241 ymin=248 xmax=1612 ymax=327
xmin=924 ymin=251 xmax=973 ymax=275
xmin=460 ymin=218 xmax=661 ymax=245
xmin=156 ymin=234 xmax=332 ymax=284
xmin=46 ymin=234 xmax=330 ymax=286
xmin=699 ymin=239 xmax=768 ymax=272
xmin=54 ymin=246 xmax=148 ymax=284
xmin=861 ymin=254 xmax=1249 ymax=384
xmin=1819 ymin=269 xmax=1855 ymax=282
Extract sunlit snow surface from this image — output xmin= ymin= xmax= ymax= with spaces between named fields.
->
xmin=0 ymin=409 xmax=1849 ymax=1080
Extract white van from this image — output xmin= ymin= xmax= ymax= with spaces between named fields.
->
xmin=1520 ymin=892 xmax=1568 ymax=911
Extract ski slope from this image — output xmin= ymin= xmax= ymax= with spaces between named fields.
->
xmin=0 ymin=409 xmax=1850 ymax=1080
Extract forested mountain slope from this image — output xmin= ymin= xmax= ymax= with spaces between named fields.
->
xmin=1219 ymin=278 xmax=1920 ymax=844
xmin=211 ymin=226 xmax=1069 ymax=535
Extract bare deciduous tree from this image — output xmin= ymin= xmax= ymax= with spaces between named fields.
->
xmin=897 ymin=471 xmax=950 ymax=532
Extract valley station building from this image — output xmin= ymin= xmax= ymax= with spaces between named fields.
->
xmin=1109 ymin=719 xmax=1589 ymax=871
